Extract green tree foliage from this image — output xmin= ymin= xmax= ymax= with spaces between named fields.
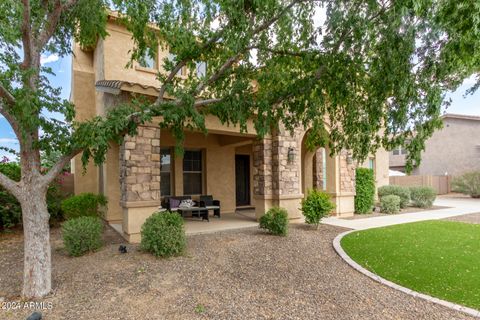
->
xmin=354 ymin=168 xmax=375 ymax=214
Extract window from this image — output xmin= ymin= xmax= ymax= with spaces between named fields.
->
xmin=160 ymin=148 xmax=172 ymax=196
xmin=392 ymin=147 xmax=407 ymax=156
xmin=196 ymin=61 xmax=207 ymax=78
xmin=368 ymin=158 xmax=375 ymax=170
xmin=183 ymin=150 xmax=203 ymax=195
xmin=138 ymin=50 xmax=157 ymax=69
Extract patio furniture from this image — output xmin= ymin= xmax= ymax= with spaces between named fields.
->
xmin=177 ymin=206 xmax=209 ymax=221
xmin=199 ymin=195 xmax=221 ymax=218
xmin=162 ymin=196 xmax=192 ymax=212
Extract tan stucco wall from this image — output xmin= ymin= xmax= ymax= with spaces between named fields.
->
xmin=413 ymin=117 xmax=480 ymax=176
xmin=71 ymin=43 xmax=99 ymax=195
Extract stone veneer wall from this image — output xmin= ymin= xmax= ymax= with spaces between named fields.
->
xmin=120 ymin=126 xmax=161 ymax=203
xmin=339 ymin=149 xmax=356 ymax=193
xmin=313 ymin=148 xmax=324 ymax=189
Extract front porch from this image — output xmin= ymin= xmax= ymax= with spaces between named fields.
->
xmin=110 ymin=210 xmax=258 ymax=237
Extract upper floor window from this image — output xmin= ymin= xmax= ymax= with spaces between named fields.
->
xmin=392 ymin=147 xmax=407 ymax=156
xmin=196 ymin=61 xmax=207 ymax=78
xmin=138 ymin=50 xmax=157 ymax=69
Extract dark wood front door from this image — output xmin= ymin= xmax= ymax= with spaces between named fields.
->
xmin=235 ymin=155 xmax=250 ymax=206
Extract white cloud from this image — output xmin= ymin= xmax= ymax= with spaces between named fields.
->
xmin=40 ymin=53 xmax=59 ymax=65
xmin=462 ymin=75 xmax=478 ymax=86
xmin=0 ymin=138 xmax=18 ymax=144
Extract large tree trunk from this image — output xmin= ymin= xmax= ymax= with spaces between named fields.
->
xmin=20 ymin=188 xmax=52 ymax=298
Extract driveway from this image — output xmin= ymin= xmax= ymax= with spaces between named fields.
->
xmin=323 ymin=195 xmax=480 ymax=230
xmin=0 ymin=223 xmax=474 ymax=319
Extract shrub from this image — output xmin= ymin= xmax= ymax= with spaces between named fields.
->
xmin=409 ymin=186 xmax=436 ymax=208
xmin=380 ymin=195 xmax=401 ymax=214
xmin=378 ymin=185 xmax=411 ymax=208
xmin=301 ymin=189 xmax=335 ymax=229
xmin=259 ymin=207 xmax=289 ymax=236
xmin=62 ymin=216 xmax=103 ymax=257
xmin=141 ymin=211 xmax=186 ymax=257
xmin=0 ymin=162 xmax=22 ymax=229
xmin=452 ymin=171 xmax=480 ymax=198
xmin=61 ymin=193 xmax=108 ymax=220
xmin=354 ymin=168 xmax=375 ymax=214
xmin=0 ymin=161 xmax=68 ymax=230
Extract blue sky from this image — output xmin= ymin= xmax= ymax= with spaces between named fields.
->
xmin=0 ymin=54 xmax=479 ymax=160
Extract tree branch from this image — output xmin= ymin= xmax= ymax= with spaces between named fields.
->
xmin=0 ymin=84 xmax=15 ymax=106
xmin=0 ymin=171 xmax=20 ymax=199
xmin=0 ymin=100 xmax=21 ymax=139
xmin=37 ymin=0 xmax=79 ymax=49
xmin=42 ymin=148 xmax=82 ymax=186
xmin=195 ymin=52 xmax=243 ymax=94
xmin=156 ymin=29 xmax=227 ymax=104
xmin=21 ymin=0 xmax=33 ymax=69
xmin=193 ymin=98 xmax=223 ymax=108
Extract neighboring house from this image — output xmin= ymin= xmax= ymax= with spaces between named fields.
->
xmin=71 ymin=14 xmax=389 ymax=242
xmin=388 ymin=113 xmax=480 ymax=176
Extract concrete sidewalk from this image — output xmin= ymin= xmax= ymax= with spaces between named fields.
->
xmin=322 ymin=195 xmax=480 ymax=230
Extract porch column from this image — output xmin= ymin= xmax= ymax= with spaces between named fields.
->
xmin=328 ymin=149 xmax=356 ymax=217
xmin=119 ymin=125 xmax=161 ymax=242
xmin=253 ymin=126 xmax=304 ymax=220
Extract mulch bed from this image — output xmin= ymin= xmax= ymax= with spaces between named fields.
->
xmin=0 ymin=224 xmax=474 ymax=319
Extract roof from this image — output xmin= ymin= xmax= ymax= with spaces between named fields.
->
xmin=441 ymin=113 xmax=480 ymax=121
xmin=95 ymin=80 xmax=160 ymax=96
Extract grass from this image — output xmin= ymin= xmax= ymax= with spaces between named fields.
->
xmin=341 ymin=220 xmax=480 ymax=310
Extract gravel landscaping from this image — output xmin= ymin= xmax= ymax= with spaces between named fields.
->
xmin=445 ymin=212 xmax=480 ymax=224
xmin=0 ymin=224 xmax=476 ymax=320
xmin=341 ymin=205 xmax=449 ymax=220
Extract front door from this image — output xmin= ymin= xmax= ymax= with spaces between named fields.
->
xmin=235 ymin=155 xmax=250 ymax=206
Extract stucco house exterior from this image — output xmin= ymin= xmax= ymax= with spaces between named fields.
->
xmin=71 ymin=15 xmax=389 ymax=242
xmin=389 ymin=113 xmax=480 ymax=176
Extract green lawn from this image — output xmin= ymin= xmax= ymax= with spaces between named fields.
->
xmin=341 ymin=221 xmax=480 ymax=310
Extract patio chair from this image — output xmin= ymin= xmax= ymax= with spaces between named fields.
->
xmin=199 ymin=195 xmax=221 ymax=218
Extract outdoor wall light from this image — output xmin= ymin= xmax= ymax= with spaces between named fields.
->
xmin=287 ymin=147 xmax=296 ymax=164
xmin=346 ymin=151 xmax=353 ymax=165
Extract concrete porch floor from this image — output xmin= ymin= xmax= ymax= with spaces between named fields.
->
xmin=109 ymin=210 xmax=258 ymax=239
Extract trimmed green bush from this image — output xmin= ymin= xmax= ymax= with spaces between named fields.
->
xmin=380 ymin=195 xmax=401 ymax=214
xmin=141 ymin=211 xmax=186 ymax=257
xmin=452 ymin=171 xmax=480 ymax=198
xmin=259 ymin=207 xmax=289 ymax=236
xmin=378 ymin=185 xmax=411 ymax=208
xmin=409 ymin=186 xmax=436 ymax=208
xmin=301 ymin=189 xmax=335 ymax=229
xmin=62 ymin=216 xmax=103 ymax=257
xmin=61 ymin=193 xmax=108 ymax=220
xmin=354 ymin=168 xmax=375 ymax=214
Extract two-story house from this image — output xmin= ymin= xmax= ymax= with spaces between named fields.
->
xmin=71 ymin=14 xmax=389 ymax=242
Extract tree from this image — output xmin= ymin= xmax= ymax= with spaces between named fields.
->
xmin=0 ymin=0 xmax=478 ymax=299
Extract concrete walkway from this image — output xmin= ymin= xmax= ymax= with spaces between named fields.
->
xmin=323 ymin=195 xmax=480 ymax=230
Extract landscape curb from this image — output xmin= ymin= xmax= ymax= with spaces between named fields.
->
xmin=333 ymin=230 xmax=480 ymax=319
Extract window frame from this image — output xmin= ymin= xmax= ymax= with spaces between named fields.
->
xmin=182 ymin=149 xmax=204 ymax=196
xmin=160 ymin=147 xmax=173 ymax=197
